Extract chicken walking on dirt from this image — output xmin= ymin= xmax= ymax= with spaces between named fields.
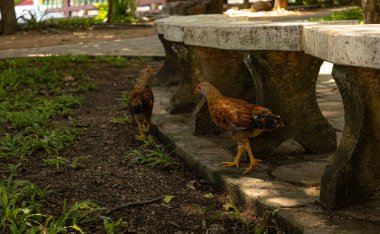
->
xmin=195 ymin=82 xmax=284 ymax=174
xmin=128 ymin=67 xmax=155 ymax=139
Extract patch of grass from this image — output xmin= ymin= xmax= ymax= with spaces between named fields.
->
xmin=308 ymin=7 xmax=363 ymax=22
xmin=95 ymin=56 xmax=128 ymax=67
xmin=0 ymin=56 xmax=88 ymax=161
xmin=0 ymin=55 xmax=143 ymax=233
xmin=101 ymin=216 xmax=128 ymax=234
xmin=127 ymin=136 xmax=174 ymax=168
xmin=121 ymin=93 xmax=130 ymax=108
xmin=45 ymin=17 xmax=95 ymax=30
xmin=0 ymin=177 xmax=103 ymax=233
xmin=0 ymin=177 xmax=49 ymax=233
xmin=195 ymin=198 xmax=254 ymax=232
xmin=110 ymin=117 xmax=132 ymax=125
xmin=43 ymin=156 xmax=69 ymax=170
xmin=192 ymin=197 xmax=284 ymax=233
xmin=19 ymin=13 xmax=98 ymax=31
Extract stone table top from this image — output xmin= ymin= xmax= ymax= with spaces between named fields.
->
xmin=156 ymin=15 xmax=356 ymax=51
xmin=304 ymin=25 xmax=380 ymax=69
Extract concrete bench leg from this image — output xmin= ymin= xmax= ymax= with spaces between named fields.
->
xmin=155 ymin=35 xmax=183 ymax=87
xmin=320 ymin=65 xmax=380 ymax=209
xmin=164 ymin=43 xmax=255 ymax=116
xmin=247 ymin=51 xmax=337 ymax=154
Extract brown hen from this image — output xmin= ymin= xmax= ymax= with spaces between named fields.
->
xmin=128 ymin=67 xmax=155 ymax=139
xmin=195 ymin=82 xmax=283 ymax=174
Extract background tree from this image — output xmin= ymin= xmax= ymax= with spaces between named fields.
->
xmin=0 ymin=0 xmax=17 ymax=34
xmin=109 ymin=0 xmax=136 ymax=22
xmin=363 ymin=0 xmax=380 ymax=23
xmin=243 ymin=0 xmax=250 ymax=8
xmin=107 ymin=0 xmax=114 ymax=22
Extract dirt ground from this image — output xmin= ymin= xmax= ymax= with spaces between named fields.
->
xmin=0 ymin=28 xmax=263 ymax=233
xmin=0 ymin=26 xmax=157 ymax=50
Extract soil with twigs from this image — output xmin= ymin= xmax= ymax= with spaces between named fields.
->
xmin=6 ymin=57 xmax=261 ymax=233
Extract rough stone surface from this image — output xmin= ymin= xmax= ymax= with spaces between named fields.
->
xmin=155 ymin=35 xmax=183 ymax=86
xmin=247 ymin=51 xmax=336 ymax=154
xmin=271 ymin=161 xmax=328 ymax=186
xmin=321 ymin=65 xmax=380 ymax=209
xmin=191 ymin=97 xmax=220 ymax=135
xmin=167 ymin=44 xmax=255 ymax=115
xmin=304 ymin=25 xmax=380 ymax=69
xmin=274 ymin=139 xmax=305 ymax=155
xmin=156 ymin=15 xmax=356 ymax=51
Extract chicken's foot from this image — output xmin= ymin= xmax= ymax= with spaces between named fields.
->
xmin=243 ymin=141 xmax=262 ymax=174
xmin=136 ymin=123 xmax=146 ymax=140
xmin=222 ymin=145 xmax=244 ymax=168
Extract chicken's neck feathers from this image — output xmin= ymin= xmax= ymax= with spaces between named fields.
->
xmin=136 ymin=74 xmax=150 ymax=87
xmin=204 ymin=87 xmax=223 ymax=104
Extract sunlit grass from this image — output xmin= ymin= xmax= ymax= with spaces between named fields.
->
xmin=308 ymin=7 xmax=363 ymax=22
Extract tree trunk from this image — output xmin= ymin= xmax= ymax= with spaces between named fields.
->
xmin=363 ymin=0 xmax=380 ymax=23
xmin=243 ymin=0 xmax=250 ymax=8
xmin=206 ymin=0 xmax=224 ymax=13
xmin=273 ymin=0 xmax=288 ymax=10
xmin=107 ymin=0 xmax=113 ymax=23
xmin=0 ymin=0 xmax=17 ymax=35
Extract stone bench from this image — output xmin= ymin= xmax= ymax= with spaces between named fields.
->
xmin=155 ymin=15 xmax=380 ymax=209
xmin=304 ymin=25 xmax=380 ymax=209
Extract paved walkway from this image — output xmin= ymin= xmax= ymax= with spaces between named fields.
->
xmin=0 ymin=36 xmax=165 ymax=59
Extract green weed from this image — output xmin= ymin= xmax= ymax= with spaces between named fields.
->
xmin=43 ymin=156 xmax=69 ymax=170
xmin=0 ymin=177 xmax=49 ymax=233
xmin=7 ymin=163 xmax=22 ymax=176
xmin=0 ymin=177 xmax=104 ymax=233
xmin=127 ymin=136 xmax=174 ymax=168
xmin=68 ymin=156 xmax=88 ymax=170
xmin=101 ymin=216 xmax=128 ymax=234
xmin=192 ymin=197 xmax=281 ymax=233
xmin=110 ymin=117 xmax=132 ymax=125
xmin=121 ymin=93 xmax=130 ymax=108
xmin=0 ymin=56 xmax=83 ymax=161
xmin=95 ymin=56 xmax=128 ymax=67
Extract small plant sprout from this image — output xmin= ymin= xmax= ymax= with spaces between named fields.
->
xmin=101 ymin=216 xmax=128 ymax=234
xmin=110 ymin=117 xmax=131 ymax=125
xmin=127 ymin=136 xmax=174 ymax=168
xmin=44 ymin=156 xmax=69 ymax=170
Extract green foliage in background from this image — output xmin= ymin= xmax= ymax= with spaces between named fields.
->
xmin=95 ymin=0 xmax=137 ymax=23
xmin=18 ymin=0 xmax=137 ymax=31
xmin=112 ymin=0 xmax=137 ymax=22
xmin=308 ymin=7 xmax=363 ymax=22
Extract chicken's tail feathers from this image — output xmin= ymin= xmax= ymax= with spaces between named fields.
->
xmin=255 ymin=113 xmax=284 ymax=131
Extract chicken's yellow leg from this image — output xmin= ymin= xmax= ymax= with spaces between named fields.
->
xmin=243 ymin=142 xmax=262 ymax=174
xmin=136 ymin=122 xmax=145 ymax=139
xmin=223 ymin=144 xmax=244 ymax=168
